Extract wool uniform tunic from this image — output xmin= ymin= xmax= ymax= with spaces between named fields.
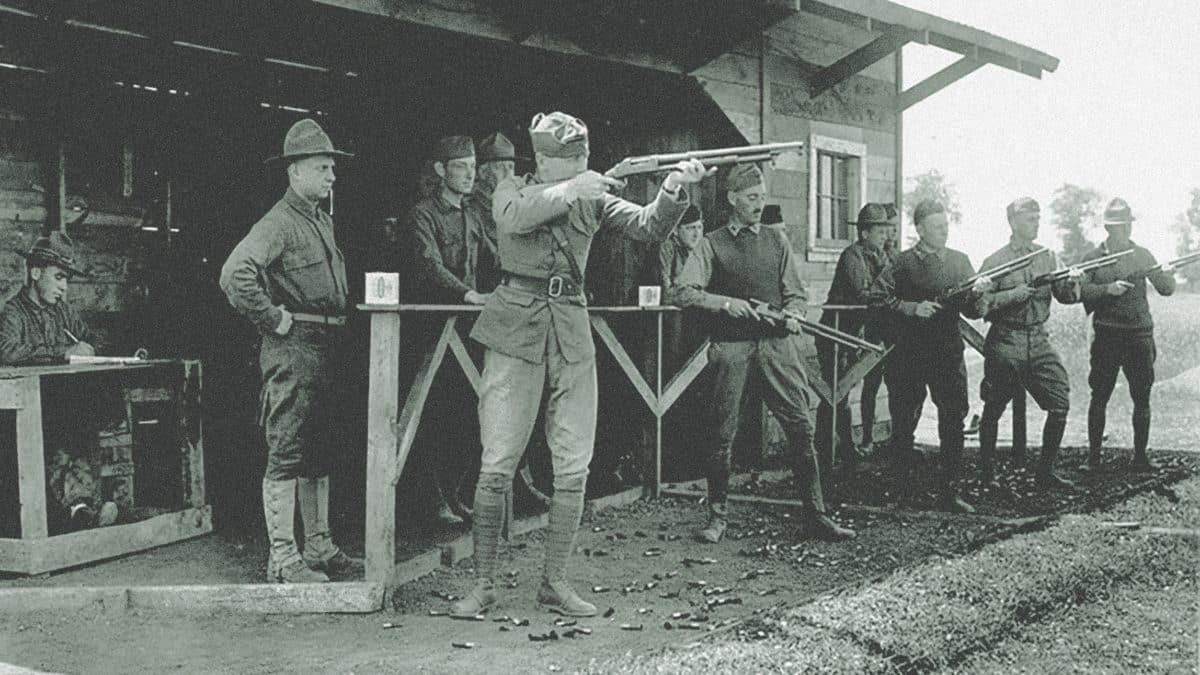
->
xmin=0 ymin=291 xmax=93 ymax=365
xmin=978 ymin=241 xmax=1078 ymax=413
xmin=410 ymin=192 xmax=496 ymax=301
xmin=671 ymin=223 xmax=825 ymax=510
xmin=877 ymin=242 xmax=986 ymax=487
xmin=470 ymin=173 xmax=687 ymax=480
xmin=220 ymin=187 xmax=348 ymax=481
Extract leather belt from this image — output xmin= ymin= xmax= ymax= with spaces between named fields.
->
xmin=502 ymin=274 xmax=583 ymax=299
xmin=292 ymin=312 xmax=347 ymax=326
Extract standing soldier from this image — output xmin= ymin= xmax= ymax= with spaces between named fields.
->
xmin=1078 ymin=198 xmax=1176 ymax=471
xmin=976 ymin=198 xmax=1082 ymax=490
xmin=409 ymin=135 xmax=496 ymax=526
xmin=879 ymin=200 xmax=991 ymax=513
xmin=220 ymin=119 xmax=358 ymax=583
xmin=473 ymin=131 xmax=522 ymax=292
xmin=655 ymin=204 xmax=704 ymax=291
xmin=815 ymin=203 xmax=892 ymax=480
xmin=670 ymin=164 xmax=855 ymax=544
xmin=451 ymin=112 xmax=706 ymax=618
xmin=858 ymin=204 xmax=900 ymax=456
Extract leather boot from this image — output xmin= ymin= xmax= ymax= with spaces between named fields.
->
xmin=978 ymin=413 xmax=1001 ymax=490
xmin=452 ymin=473 xmax=507 ymax=616
xmin=298 ymin=476 xmax=363 ymax=578
xmin=693 ymin=501 xmax=728 ymax=544
xmin=263 ymin=478 xmax=328 ymax=583
xmin=538 ymin=474 xmax=594 ymax=617
xmin=1131 ymin=409 xmax=1157 ymax=471
xmin=1035 ymin=414 xmax=1075 ymax=490
xmin=1083 ymin=401 xmax=1106 ymax=471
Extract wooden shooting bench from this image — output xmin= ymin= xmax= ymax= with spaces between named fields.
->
xmin=0 ymin=360 xmax=211 ymax=575
xmin=358 ymin=304 xmax=710 ymax=583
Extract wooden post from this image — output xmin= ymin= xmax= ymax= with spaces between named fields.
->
xmin=365 ymin=312 xmax=401 ymax=583
xmin=16 ymin=377 xmax=47 ymax=538
xmin=182 ymin=361 xmax=206 ymax=508
xmin=653 ymin=311 xmax=663 ymax=498
xmin=830 ymin=312 xmax=841 ymax=476
xmin=56 ymin=142 xmax=66 ymax=233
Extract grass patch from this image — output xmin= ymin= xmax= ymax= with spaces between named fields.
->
xmin=586 ymin=475 xmax=1200 ymax=675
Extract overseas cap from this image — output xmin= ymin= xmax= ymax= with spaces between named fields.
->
xmin=912 ymin=199 xmax=945 ymax=225
xmin=529 ymin=112 xmax=589 ymax=159
xmin=726 ymin=163 xmax=765 ymax=193
xmin=1006 ymin=197 xmax=1040 ymax=220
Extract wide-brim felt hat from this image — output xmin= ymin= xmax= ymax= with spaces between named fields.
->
xmin=264 ymin=118 xmax=354 ymax=165
xmin=1102 ymin=197 xmax=1135 ymax=225
xmin=17 ymin=231 xmax=89 ymax=277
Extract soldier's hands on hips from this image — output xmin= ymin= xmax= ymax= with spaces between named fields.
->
xmin=274 ymin=306 xmax=294 ymax=335
xmin=723 ymin=298 xmax=759 ymax=320
xmin=913 ymin=300 xmax=942 ymax=319
xmin=1105 ymin=280 xmax=1134 ymax=296
xmin=568 ymin=171 xmax=625 ymax=201
xmin=663 ymin=159 xmax=716 ymax=191
xmin=464 ymin=290 xmax=490 ymax=305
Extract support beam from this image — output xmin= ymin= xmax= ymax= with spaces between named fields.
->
xmin=897 ymin=56 xmax=984 ymax=110
xmin=809 ymin=28 xmax=912 ymax=98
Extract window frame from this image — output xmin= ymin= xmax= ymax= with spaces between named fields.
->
xmin=807 ymin=134 xmax=867 ymax=262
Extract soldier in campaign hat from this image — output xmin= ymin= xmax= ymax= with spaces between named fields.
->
xmin=451 ymin=111 xmax=708 ymax=618
xmin=671 ymin=163 xmax=854 ymax=544
xmin=220 ymin=118 xmax=360 ymax=583
xmin=0 ymin=231 xmax=96 ymax=365
xmin=815 ymin=203 xmax=893 ymax=482
xmin=1077 ymin=198 xmax=1176 ymax=471
xmin=975 ymin=197 xmax=1083 ymax=491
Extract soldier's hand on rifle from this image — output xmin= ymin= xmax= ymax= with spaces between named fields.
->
xmin=971 ymin=277 xmax=994 ymax=295
xmin=1066 ymin=266 xmax=1085 ymax=282
xmin=567 ymin=171 xmax=626 ymax=201
xmin=274 ymin=306 xmax=294 ymax=335
xmin=1159 ymin=262 xmax=1176 ymax=275
xmin=464 ymin=290 xmax=490 ymax=305
xmin=1010 ymin=283 xmax=1036 ymax=301
xmin=1105 ymin=280 xmax=1134 ymax=296
xmin=663 ymin=159 xmax=716 ymax=191
xmin=784 ymin=318 xmax=803 ymax=334
xmin=723 ymin=298 xmax=759 ymax=320
xmin=913 ymin=300 xmax=942 ymax=319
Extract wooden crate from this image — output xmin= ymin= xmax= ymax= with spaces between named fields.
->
xmin=0 ymin=360 xmax=211 ymax=575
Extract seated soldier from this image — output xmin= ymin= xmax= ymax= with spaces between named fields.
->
xmin=0 ymin=232 xmax=96 ymax=365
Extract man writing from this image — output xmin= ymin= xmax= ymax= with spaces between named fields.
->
xmin=0 ymin=232 xmax=95 ymax=365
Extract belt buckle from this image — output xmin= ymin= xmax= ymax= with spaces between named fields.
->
xmin=547 ymin=276 xmax=564 ymax=298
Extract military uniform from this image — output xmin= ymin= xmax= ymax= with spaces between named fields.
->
xmin=220 ymin=119 xmax=355 ymax=583
xmin=1078 ymin=199 xmax=1175 ymax=469
xmin=456 ymin=112 xmax=689 ymax=618
xmin=815 ymin=203 xmax=891 ymax=477
xmin=411 ymin=192 xmax=493 ymax=301
xmin=977 ymin=200 xmax=1080 ymax=487
xmin=0 ymin=233 xmax=93 ymax=366
xmin=879 ymin=200 xmax=987 ymax=510
xmin=671 ymin=164 xmax=851 ymax=543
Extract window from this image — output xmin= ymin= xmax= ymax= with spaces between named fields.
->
xmin=807 ymin=135 xmax=867 ymax=262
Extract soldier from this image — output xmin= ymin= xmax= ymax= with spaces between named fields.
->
xmin=878 ymin=199 xmax=991 ymax=513
xmin=815 ymin=203 xmax=892 ymax=480
xmin=670 ymin=164 xmax=854 ymax=544
xmin=976 ymin=198 xmax=1082 ymax=490
xmin=408 ymin=135 xmax=498 ymax=526
xmin=858 ymin=203 xmax=900 ymax=455
xmin=0 ymin=232 xmax=95 ymax=365
xmin=451 ymin=112 xmax=706 ymax=618
xmin=655 ymin=204 xmax=704 ymax=291
xmin=1078 ymin=198 xmax=1176 ymax=471
xmin=472 ymin=131 xmax=521 ymax=292
xmin=220 ymin=119 xmax=359 ymax=583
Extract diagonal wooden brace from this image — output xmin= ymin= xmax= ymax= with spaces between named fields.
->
xmin=590 ymin=315 xmax=660 ymax=415
xmin=391 ymin=316 xmax=456 ymax=486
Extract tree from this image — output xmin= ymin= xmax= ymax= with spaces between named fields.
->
xmin=1048 ymin=184 xmax=1102 ymax=264
xmin=1169 ymin=188 xmax=1200 ymax=289
xmin=903 ymin=170 xmax=962 ymax=247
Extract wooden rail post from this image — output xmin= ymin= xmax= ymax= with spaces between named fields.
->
xmin=365 ymin=312 xmax=400 ymax=583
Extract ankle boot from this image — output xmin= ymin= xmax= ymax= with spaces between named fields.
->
xmin=537 ymin=579 xmax=597 ymax=617
xmin=1036 ymin=415 xmax=1075 ymax=490
xmin=1131 ymin=409 xmax=1156 ymax=470
xmin=694 ymin=501 xmax=728 ymax=543
xmin=263 ymin=478 xmax=328 ymax=583
xmin=978 ymin=414 xmax=1000 ymax=489
xmin=452 ymin=579 xmax=498 ymax=617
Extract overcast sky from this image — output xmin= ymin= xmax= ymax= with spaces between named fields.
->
xmin=898 ymin=0 xmax=1200 ymax=262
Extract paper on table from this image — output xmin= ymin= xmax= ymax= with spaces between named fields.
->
xmin=67 ymin=355 xmax=146 ymax=365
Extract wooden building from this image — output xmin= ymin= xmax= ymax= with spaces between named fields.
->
xmin=0 ymin=1 xmax=1057 ymax=525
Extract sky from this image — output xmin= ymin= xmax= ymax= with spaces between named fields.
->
xmin=898 ymin=0 xmax=1200 ymax=262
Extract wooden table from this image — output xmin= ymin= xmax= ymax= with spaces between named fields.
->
xmin=356 ymin=304 xmax=711 ymax=583
xmin=0 ymin=360 xmax=210 ymax=575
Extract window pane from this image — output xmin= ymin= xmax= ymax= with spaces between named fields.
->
xmin=819 ymin=154 xmax=832 ymax=195
xmin=819 ymin=197 xmax=832 ymax=238
xmin=836 ymin=198 xmax=850 ymax=239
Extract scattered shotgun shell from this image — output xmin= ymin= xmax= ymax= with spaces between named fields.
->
xmin=757 ymin=589 xmax=779 ymax=597
xmin=666 ymin=570 xmax=680 ymax=578
xmin=643 ymin=581 xmax=658 ymax=591
xmin=432 ymin=591 xmax=459 ymax=601
xmin=659 ymin=591 xmax=680 ymax=599
xmin=499 ymin=625 xmax=512 ymax=632
xmin=504 ymin=580 xmax=519 ymax=589
xmin=505 ymin=570 xmax=519 ymax=578
xmin=603 ymin=607 xmax=616 ymax=618
xmin=452 ymin=642 xmax=476 ymax=649
xmin=562 ymin=628 xmax=591 ymax=638
xmin=677 ymin=622 xmax=703 ymax=630
xmin=381 ymin=622 xmax=402 ymax=630
xmin=450 ymin=614 xmax=487 ymax=622
xmin=592 ymin=585 xmax=612 ymax=593
xmin=428 ymin=610 xmax=449 ymax=617
xmin=634 ymin=530 xmax=648 ymax=538
xmin=592 ymin=526 xmax=606 ymax=533
xmin=643 ymin=548 xmax=664 ymax=558
xmin=528 ymin=631 xmax=559 ymax=642
xmin=511 ymin=618 xmax=530 ymax=627
xmin=686 ymin=580 xmax=708 ymax=588
xmin=670 ymin=611 xmax=690 ymax=620
xmin=553 ymin=618 xmax=577 ymax=627
xmin=691 ymin=614 xmax=710 ymax=622
xmin=657 ymin=533 xmax=682 ymax=542
xmin=620 ymin=624 xmax=644 ymax=631
xmin=636 ymin=607 xmax=652 ymax=615
xmin=492 ymin=616 xmax=511 ymax=623
xmin=652 ymin=573 xmax=664 ymax=581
